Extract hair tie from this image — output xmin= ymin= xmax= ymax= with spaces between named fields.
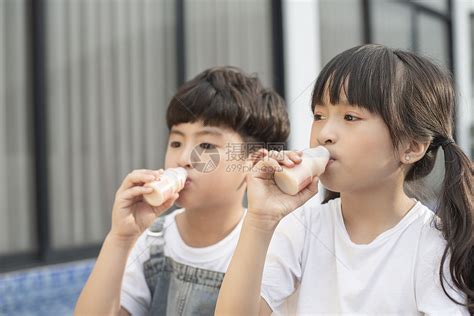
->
xmin=440 ymin=138 xmax=455 ymax=149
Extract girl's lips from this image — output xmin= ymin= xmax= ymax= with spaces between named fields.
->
xmin=184 ymin=179 xmax=192 ymax=187
xmin=326 ymin=158 xmax=336 ymax=167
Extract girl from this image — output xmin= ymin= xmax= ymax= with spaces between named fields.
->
xmin=216 ymin=45 xmax=473 ymax=315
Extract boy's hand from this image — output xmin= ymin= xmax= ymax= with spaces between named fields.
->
xmin=246 ymin=150 xmax=319 ymax=231
xmin=109 ymin=169 xmax=179 ymax=244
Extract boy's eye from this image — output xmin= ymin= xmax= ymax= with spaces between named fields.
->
xmin=344 ymin=114 xmax=360 ymax=121
xmin=200 ymin=143 xmax=216 ymax=150
xmin=170 ymin=141 xmax=181 ymax=148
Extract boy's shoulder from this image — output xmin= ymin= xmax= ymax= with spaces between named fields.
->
xmin=129 ymin=208 xmax=185 ymax=260
xmin=148 ymin=208 xmax=185 ymax=233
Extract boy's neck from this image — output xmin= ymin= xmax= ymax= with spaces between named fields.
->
xmin=339 ymin=178 xmax=416 ymax=245
xmin=175 ymin=202 xmax=245 ymax=248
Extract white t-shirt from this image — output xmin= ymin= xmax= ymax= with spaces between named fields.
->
xmin=261 ymin=198 xmax=468 ymax=315
xmin=120 ymin=208 xmax=245 ymax=316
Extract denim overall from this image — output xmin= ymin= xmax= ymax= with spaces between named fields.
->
xmin=143 ymin=217 xmax=225 ymax=315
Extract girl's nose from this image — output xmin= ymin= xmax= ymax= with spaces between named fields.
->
xmin=317 ymin=121 xmax=338 ymax=145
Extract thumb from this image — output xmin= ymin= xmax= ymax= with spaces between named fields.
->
xmin=296 ymin=176 xmax=319 ymax=203
xmin=153 ymin=193 xmax=179 ymax=215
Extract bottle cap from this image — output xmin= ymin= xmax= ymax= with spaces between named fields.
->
xmin=173 ymin=167 xmax=188 ymax=187
xmin=302 ymin=146 xmax=330 ymax=160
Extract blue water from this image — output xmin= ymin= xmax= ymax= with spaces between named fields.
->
xmin=0 ymin=259 xmax=94 ymax=316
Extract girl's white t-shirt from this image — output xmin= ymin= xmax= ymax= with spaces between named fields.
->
xmin=261 ymin=198 xmax=469 ymax=315
xmin=120 ymin=208 xmax=245 ymax=316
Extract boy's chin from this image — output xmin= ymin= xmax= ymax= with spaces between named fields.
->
xmin=174 ymin=194 xmax=190 ymax=209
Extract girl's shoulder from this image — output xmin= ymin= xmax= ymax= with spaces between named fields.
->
xmin=405 ymin=202 xmax=450 ymax=263
xmin=276 ymin=198 xmax=339 ymax=235
xmin=292 ymin=197 xmax=340 ymax=223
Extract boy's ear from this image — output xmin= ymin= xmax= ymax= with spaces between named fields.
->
xmin=399 ymin=139 xmax=430 ymax=165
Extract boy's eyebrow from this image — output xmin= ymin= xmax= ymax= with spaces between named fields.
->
xmin=170 ymin=130 xmax=185 ymax=136
xmin=170 ymin=128 xmax=224 ymax=137
xmin=195 ymin=129 xmax=224 ymax=137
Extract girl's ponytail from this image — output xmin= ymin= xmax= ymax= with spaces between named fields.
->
xmin=435 ymin=139 xmax=474 ymax=313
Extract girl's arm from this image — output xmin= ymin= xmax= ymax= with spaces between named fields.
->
xmin=216 ymin=213 xmax=276 ymax=315
xmin=74 ymin=169 xmax=177 ymax=315
xmin=216 ymin=152 xmax=319 ymax=315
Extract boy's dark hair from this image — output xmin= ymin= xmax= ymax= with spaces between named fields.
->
xmin=166 ymin=66 xmax=290 ymax=143
xmin=312 ymin=44 xmax=473 ymax=313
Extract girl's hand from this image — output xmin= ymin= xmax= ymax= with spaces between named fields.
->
xmin=109 ymin=169 xmax=179 ymax=244
xmin=246 ymin=149 xmax=319 ymax=231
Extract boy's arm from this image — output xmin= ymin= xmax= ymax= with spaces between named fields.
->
xmin=74 ymin=233 xmax=134 ymax=315
xmin=74 ymin=169 xmax=178 ymax=315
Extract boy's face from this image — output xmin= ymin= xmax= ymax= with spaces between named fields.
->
xmin=310 ymin=92 xmax=403 ymax=194
xmin=164 ymin=121 xmax=247 ymax=210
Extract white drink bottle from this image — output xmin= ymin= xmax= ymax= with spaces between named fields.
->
xmin=274 ymin=146 xmax=330 ymax=195
xmin=143 ymin=167 xmax=187 ymax=206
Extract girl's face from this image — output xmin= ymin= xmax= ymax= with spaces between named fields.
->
xmin=164 ymin=121 xmax=247 ymax=210
xmin=311 ymin=95 xmax=403 ymax=194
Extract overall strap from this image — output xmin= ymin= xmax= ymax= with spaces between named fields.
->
xmin=146 ymin=216 xmax=166 ymax=256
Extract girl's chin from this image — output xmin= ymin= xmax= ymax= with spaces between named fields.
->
xmin=319 ymin=178 xmax=340 ymax=193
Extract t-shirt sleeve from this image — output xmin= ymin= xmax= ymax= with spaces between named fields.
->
xmin=120 ymin=232 xmax=152 ymax=316
xmin=414 ymin=223 xmax=470 ymax=316
xmin=261 ymin=206 xmax=309 ymax=313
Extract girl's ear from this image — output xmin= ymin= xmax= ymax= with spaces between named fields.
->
xmin=399 ymin=139 xmax=430 ymax=165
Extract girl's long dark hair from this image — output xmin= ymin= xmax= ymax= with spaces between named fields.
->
xmin=313 ymin=44 xmax=473 ymax=313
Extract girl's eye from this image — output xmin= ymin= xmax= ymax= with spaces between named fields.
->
xmin=344 ymin=114 xmax=360 ymax=121
xmin=170 ymin=141 xmax=181 ymax=148
xmin=200 ymin=143 xmax=216 ymax=150
xmin=313 ymin=114 xmax=324 ymax=121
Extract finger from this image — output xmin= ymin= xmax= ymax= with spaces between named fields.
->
xmin=252 ymin=159 xmax=281 ymax=180
xmin=247 ymin=149 xmax=268 ymax=165
xmin=286 ymin=151 xmax=303 ymax=164
xmin=154 ymin=193 xmax=179 ymax=214
xmin=120 ymin=186 xmax=154 ymax=202
xmin=298 ymin=176 xmax=319 ymax=200
xmin=118 ymin=170 xmax=157 ymax=191
xmin=268 ymin=150 xmax=285 ymax=162
xmin=268 ymin=150 xmax=299 ymax=167
xmin=267 ymin=150 xmax=296 ymax=168
xmin=151 ymin=169 xmax=164 ymax=180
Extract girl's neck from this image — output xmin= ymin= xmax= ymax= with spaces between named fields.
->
xmin=175 ymin=202 xmax=245 ymax=248
xmin=339 ymin=180 xmax=416 ymax=245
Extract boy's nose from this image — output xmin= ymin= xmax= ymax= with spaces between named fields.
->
xmin=177 ymin=147 xmax=193 ymax=169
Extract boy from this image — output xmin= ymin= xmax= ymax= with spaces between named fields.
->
xmin=74 ymin=66 xmax=290 ymax=315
